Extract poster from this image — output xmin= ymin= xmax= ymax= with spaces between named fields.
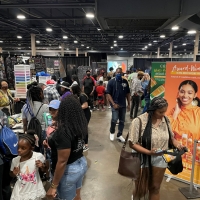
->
xmin=107 ymin=60 xmax=127 ymax=73
xmin=150 ymin=62 xmax=166 ymax=100
xmin=165 ymin=62 xmax=200 ymax=185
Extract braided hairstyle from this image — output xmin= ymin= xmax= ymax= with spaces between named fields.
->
xmin=19 ymin=130 xmax=36 ymax=147
xmin=135 ymin=97 xmax=168 ymax=199
xmin=57 ymin=95 xmax=88 ymax=139
xmin=26 ymin=82 xmax=43 ymax=114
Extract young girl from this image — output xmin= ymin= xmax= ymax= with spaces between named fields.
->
xmin=10 ymin=130 xmax=46 ymax=200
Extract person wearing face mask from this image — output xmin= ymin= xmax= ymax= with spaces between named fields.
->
xmin=130 ymin=71 xmax=144 ymax=120
xmin=82 ymin=70 xmax=95 ymax=111
xmin=0 ymin=79 xmax=20 ymax=116
xmin=106 ymin=68 xmax=130 ymax=142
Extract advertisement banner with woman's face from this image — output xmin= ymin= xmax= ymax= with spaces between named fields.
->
xmin=165 ymin=62 xmax=200 ymax=185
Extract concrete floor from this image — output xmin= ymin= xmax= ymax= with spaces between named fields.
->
xmin=81 ymin=109 xmax=200 ymax=200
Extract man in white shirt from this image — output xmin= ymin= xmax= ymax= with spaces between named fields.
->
xmin=130 ymin=71 xmax=144 ymax=119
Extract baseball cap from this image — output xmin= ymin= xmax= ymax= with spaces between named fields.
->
xmin=60 ymin=81 xmax=70 ymax=89
xmin=48 ymin=100 xmax=60 ymax=109
xmin=46 ymin=79 xmax=56 ymax=85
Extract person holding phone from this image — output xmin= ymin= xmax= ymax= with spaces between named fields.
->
xmin=167 ymin=80 xmax=200 ymax=151
xmin=129 ymin=97 xmax=182 ymax=200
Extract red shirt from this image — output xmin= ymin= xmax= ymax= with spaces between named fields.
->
xmin=96 ymin=85 xmax=105 ymax=96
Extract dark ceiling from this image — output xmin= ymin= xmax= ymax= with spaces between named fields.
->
xmin=0 ymin=0 xmax=200 ymax=55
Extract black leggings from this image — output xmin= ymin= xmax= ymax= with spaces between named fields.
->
xmin=0 ymin=162 xmax=12 ymax=200
xmin=84 ymin=112 xmax=91 ymax=145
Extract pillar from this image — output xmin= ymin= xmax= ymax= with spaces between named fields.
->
xmin=31 ymin=34 xmax=36 ymax=56
xmin=193 ymin=31 xmax=200 ymax=61
xmin=157 ymin=47 xmax=160 ymax=58
xmin=0 ymin=47 xmax=2 ymax=53
xmin=61 ymin=43 xmax=64 ymax=56
xmin=169 ymin=42 xmax=173 ymax=58
xmin=76 ymin=48 xmax=78 ymax=57
xmin=85 ymin=52 xmax=87 ymax=57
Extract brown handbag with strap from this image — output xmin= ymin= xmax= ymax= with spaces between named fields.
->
xmin=118 ymin=117 xmax=142 ymax=179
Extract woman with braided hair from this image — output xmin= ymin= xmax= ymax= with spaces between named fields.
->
xmin=128 ymin=97 xmax=183 ymax=200
xmin=10 ymin=130 xmax=46 ymax=200
xmin=46 ymin=95 xmax=88 ymax=200
xmin=22 ymin=82 xmax=48 ymax=149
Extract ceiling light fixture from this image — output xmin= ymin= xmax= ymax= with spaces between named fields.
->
xmin=145 ymin=46 xmax=148 ymax=48
xmin=172 ymin=26 xmax=179 ymax=30
xmin=118 ymin=35 xmax=123 ymax=39
xmin=188 ymin=30 xmax=196 ymax=34
xmin=86 ymin=13 xmax=94 ymax=18
xmin=74 ymin=40 xmax=78 ymax=43
xmin=17 ymin=14 xmax=26 ymax=19
xmin=59 ymin=45 xmax=61 ymax=49
xmin=81 ymin=44 xmax=84 ymax=46
xmin=153 ymin=40 xmax=157 ymax=43
xmin=36 ymin=40 xmax=40 ymax=44
xmin=63 ymin=36 xmax=68 ymax=39
xmin=46 ymin=28 xmax=52 ymax=32
xmin=87 ymin=46 xmax=89 ymax=49
xmin=17 ymin=36 xmax=22 ymax=39
xmin=182 ymin=43 xmax=186 ymax=46
xmin=97 ymin=28 xmax=101 ymax=31
xmin=121 ymin=48 xmax=123 ymax=50
xmin=111 ymin=46 xmax=113 ymax=49
xmin=114 ymin=41 xmax=117 ymax=43
xmin=148 ymin=43 xmax=152 ymax=46
xmin=114 ymin=44 xmax=117 ymax=46
xmin=0 ymin=41 xmax=3 ymax=43
xmin=160 ymin=35 xmax=165 ymax=38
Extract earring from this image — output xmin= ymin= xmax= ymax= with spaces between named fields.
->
xmin=192 ymin=99 xmax=198 ymax=106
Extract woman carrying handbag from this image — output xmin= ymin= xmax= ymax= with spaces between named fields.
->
xmin=128 ymin=97 xmax=183 ymax=200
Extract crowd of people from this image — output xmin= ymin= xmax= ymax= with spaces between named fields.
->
xmin=0 ymin=67 xmax=198 ymax=200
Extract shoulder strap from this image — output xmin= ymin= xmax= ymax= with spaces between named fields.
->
xmin=164 ymin=116 xmax=174 ymax=149
xmin=123 ymin=117 xmax=142 ymax=150
xmin=35 ymin=103 xmax=44 ymax=118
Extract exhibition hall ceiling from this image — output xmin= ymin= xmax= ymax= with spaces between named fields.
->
xmin=0 ymin=0 xmax=200 ymax=55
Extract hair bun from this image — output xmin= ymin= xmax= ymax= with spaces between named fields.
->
xmin=27 ymin=81 xmax=38 ymax=89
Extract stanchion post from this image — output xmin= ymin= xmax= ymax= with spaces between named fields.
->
xmin=179 ymin=140 xmax=200 ymax=199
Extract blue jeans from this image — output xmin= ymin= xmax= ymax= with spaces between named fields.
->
xmin=57 ymin=156 xmax=87 ymax=200
xmin=110 ymin=107 xmax=126 ymax=137
xmin=142 ymin=99 xmax=150 ymax=113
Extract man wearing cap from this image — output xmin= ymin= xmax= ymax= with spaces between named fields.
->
xmin=130 ymin=71 xmax=144 ymax=119
xmin=43 ymin=79 xmax=60 ymax=104
xmin=60 ymin=82 xmax=71 ymax=101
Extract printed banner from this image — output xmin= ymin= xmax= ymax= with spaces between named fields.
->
xmin=150 ymin=62 xmax=166 ymax=100
xmin=165 ymin=62 xmax=200 ymax=185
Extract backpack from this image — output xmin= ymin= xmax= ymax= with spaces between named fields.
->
xmin=0 ymin=122 xmax=18 ymax=161
xmin=27 ymin=104 xmax=43 ymax=145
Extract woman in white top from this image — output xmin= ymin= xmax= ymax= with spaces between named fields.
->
xmin=71 ymin=74 xmax=80 ymax=87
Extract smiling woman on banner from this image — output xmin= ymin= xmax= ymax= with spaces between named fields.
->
xmin=167 ymin=80 xmax=200 ymax=150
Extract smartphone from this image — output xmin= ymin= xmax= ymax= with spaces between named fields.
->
xmin=155 ymin=149 xmax=164 ymax=154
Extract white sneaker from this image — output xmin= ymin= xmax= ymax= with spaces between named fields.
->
xmin=110 ymin=133 xmax=115 ymax=141
xmin=117 ymin=136 xmax=125 ymax=143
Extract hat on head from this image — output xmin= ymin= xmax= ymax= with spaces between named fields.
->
xmin=46 ymin=80 xmax=56 ymax=85
xmin=60 ymin=81 xmax=70 ymax=89
xmin=137 ymin=71 xmax=144 ymax=76
xmin=48 ymin=100 xmax=60 ymax=109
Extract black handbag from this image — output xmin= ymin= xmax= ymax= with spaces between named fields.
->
xmin=164 ymin=116 xmax=188 ymax=175
xmin=118 ymin=117 xmax=142 ymax=179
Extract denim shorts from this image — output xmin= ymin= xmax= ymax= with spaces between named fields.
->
xmin=142 ymin=155 xmax=168 ymax=168
xmin=57 ymin=156 xmax=87 ymax=200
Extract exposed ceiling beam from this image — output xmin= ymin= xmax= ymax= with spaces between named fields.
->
xmin=0 ymin=3 xmax=95 ymax=9
xmin=6 ymin=17 xmax=86 ymax=20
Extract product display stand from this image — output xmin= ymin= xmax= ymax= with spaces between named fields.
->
xmin=179 ymin=140 xmax=200 ymax=199
xmin=14 ymin=65 xmax=31 ymax=98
